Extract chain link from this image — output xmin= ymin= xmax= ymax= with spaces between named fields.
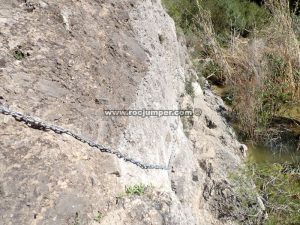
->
xmin=0 ymin=105 xmax=170 ymax=170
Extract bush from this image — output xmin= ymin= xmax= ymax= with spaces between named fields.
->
xmin=163 ymin=0 xmax=270 ymax=39
xmin=13 ymin=50 xmax=26 ymax=60
xmin=164 ymin=1 xmax=300 ymax=224
xmin=201 ymin=60 xmax=224 ymax=85
xmin=162 ymin=0 xmax=199 ymax=33
xmin=164 ymin=0 xmax=300 ymax=139
xmin=257 ymin=54 xmax=293 ymax=127
xmin=247 ymin=162 xmax=300 ymax=225
xmin=203 ymin=0 xmax=270 ymax=37
xmin=231 ymin=161 xmax=300 ymax=225
xmin=125 ymin=184 xmax=148 ymax=196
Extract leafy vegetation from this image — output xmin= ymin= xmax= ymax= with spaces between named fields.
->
xmin=13 ymin=49 xmax=26 ymax=60
xmin=201 ymin=60 xmax=224 ymax=85
xmin=163 ymin=1 xmax=300 ymax=224
xmin=202 ymin=0 xmax=269 ymax=40
xmin=163 ymin=0 xmax=300 ymax=140
xmin=163 ymin=0 xmax=270 ymax=40
xmin=226 ymin=1 xmax=300 ymax=138
xmin=125 ymin=184 xmax=148 ymax=196
xmin=162 ymin=0 xmax=199 ymax=33
xmin=232 ymin=162 xmax=300 ymax=225
xmin=94 ymin=211 xmax=103 ymax=223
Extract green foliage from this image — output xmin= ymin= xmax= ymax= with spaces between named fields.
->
xmin=162 ymin=0 xmax=200 ymax=33
xmin=13 ymin=50 xmax=26 ymax=60
xmin=164 ymin=1 xmax=300 ymax=224
xmin=249 ymin=162 xmax=300 ymax=225
xmin=222 ymin=89 xmax=234 ymax=106
xmin=293 ymin=15 xmax=300 ymax=40
xmin=162 ymin=0 xmax=270 ymax=38
xmin=257 ymin=54 xmax=292 ymax=128
xmin=94 ymin=211 xmax=103 ymax=223
xmin=125 ymin=184 xmax=148 ymax=196
xmin=201 ymin=60 xmax=224 ymax=84
xmin=232 ymin=161 xmax=300 ymax=225
xmin=293 ymin=68 xmax=300 ymax=83
xmin=230 ymin=168 xmax=262 ymax=224
xmin=205 ymin=0 xmax=269 ymax=35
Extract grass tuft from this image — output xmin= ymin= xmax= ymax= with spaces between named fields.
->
xmin=125 ymin=184 xmax=148 ymax=196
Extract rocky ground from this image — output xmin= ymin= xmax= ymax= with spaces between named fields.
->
xmin=0 ymin=0 xmax=251 ymax=224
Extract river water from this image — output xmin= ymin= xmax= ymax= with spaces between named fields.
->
xmin=247 ymin=142 xmax=300 ymax=164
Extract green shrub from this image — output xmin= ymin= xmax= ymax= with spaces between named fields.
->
xmin=94 ymin=211 xmax=103 ymax=223
xmin=232 ymin=161 xmax=300 ymax=225
xmin=208 ymin=0 xmax=269 ymax=34
xmin=230 ymin=166 xmax=264 ymax=225
xmin=164 ymin=0 xmax=300 ymax=139
xmin=13 ymin=50 xmax=26 ymax=60
xmin=294 ymin=69 xmax=300 ymax=83
xmin=222 ymin=89 xmax=234 ymax=106
xmin=125 ymin=184 xmax=148 ymax=196
xmin=162 ymin=0 xmax=200 ymax=33
xmin=256 ymin=54 xmax=294 ymax=129
xmin=250 ymin=162 xmax=300 ymax=225
xmin=162 ymin=0 xmax=270 ymax=38
xmin=201 ymin=60 xmax=224 ymax=84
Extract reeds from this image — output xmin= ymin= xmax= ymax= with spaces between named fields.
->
xmin=196 ymin=0 xmax=300 ymax=138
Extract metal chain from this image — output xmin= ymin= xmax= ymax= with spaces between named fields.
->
xmin=0 ymin=105 xmax=170 ymax=170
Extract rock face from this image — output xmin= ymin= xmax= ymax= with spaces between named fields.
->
xmin=0 ymin=0 xmax=245 ymax=224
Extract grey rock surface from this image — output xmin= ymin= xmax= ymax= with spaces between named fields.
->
xmin=0 ymin=0 xmax=246 ymax=224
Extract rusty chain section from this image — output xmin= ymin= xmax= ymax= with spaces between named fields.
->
xmin=0 ymin=105 xmax=173 ymax=170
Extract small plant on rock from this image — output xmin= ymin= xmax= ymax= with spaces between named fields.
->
xmin=94 ymin=211 xmax=103 ymax=223
xmin=13 ymin=50 xmax=26 ymax=60
xmin=125 ymin=184 xmax=148 ymax=196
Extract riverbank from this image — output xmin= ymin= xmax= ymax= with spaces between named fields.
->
xmin=162 ymin=0 xmax=300 ymax=224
